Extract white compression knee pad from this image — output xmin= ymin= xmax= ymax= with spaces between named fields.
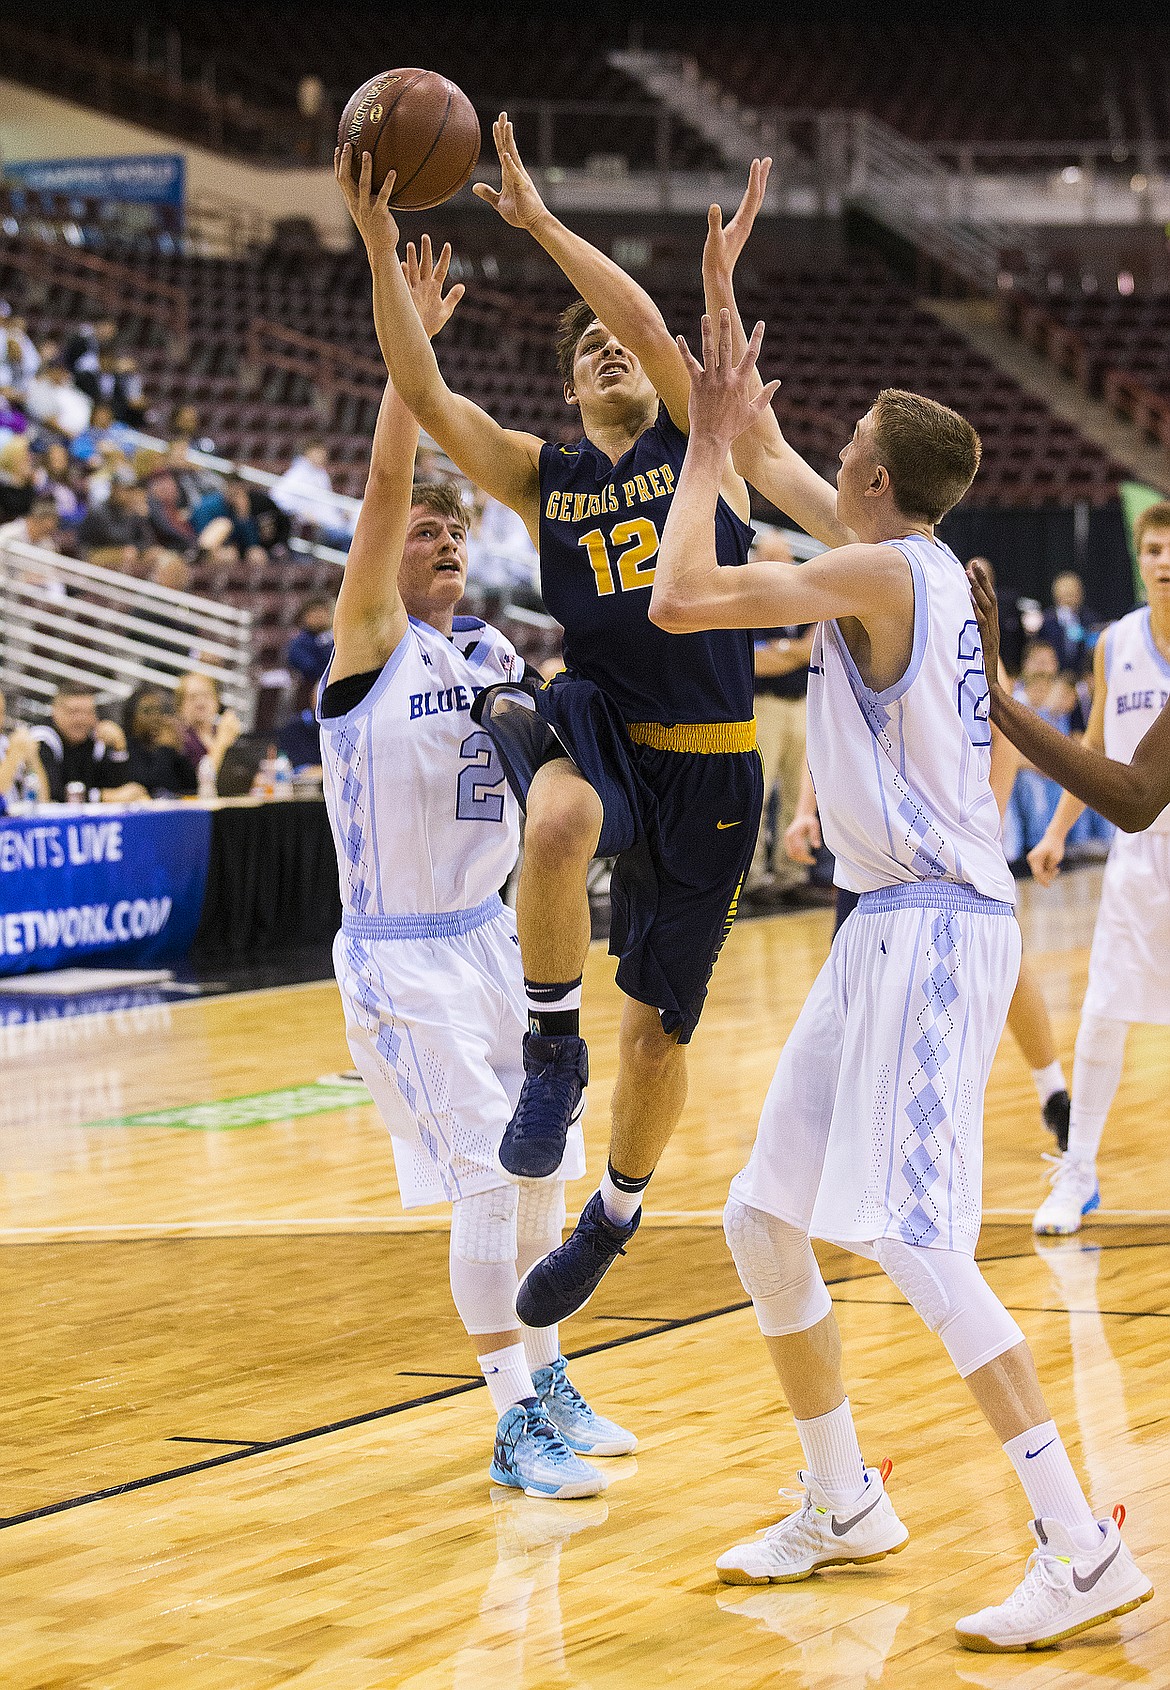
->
xmin=723 ymin=1196 xmax=832 ymax=1337
xmin=873 ymin=1240 xmax=1023 ymax=1378
xmin=516 ymin=1180 xmax=567 ymax=1258
xmin=448 ymin=1186 xmax=520 ymax=1337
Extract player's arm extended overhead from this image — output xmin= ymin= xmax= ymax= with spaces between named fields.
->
xmin=969 ymin=560 xmax=1170 ymax=831
xmin=651 ymin=313 xmax=908 ymax=635
xmin=475 ymin=115 xmax=749 ymax=518
xmin=700 ymin=163 xmax=855 ymax=551
xmin=337 ymin=144 xmax=543 ymax=542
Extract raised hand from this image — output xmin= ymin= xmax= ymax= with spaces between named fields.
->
xmin=966 ymin=557 xmax=1001 ymax=683
xmin=677 ymin=310 xmax=780 ymax=447
xmin=471 ymin=113 xmax=548 ymax=230
xmin=402 ymin=234 xmax=466 ymax=339
xmin=335 ymin=143 xmax=400 ymax=256
xmin=704 ymin=157 xmax=772 ymax=284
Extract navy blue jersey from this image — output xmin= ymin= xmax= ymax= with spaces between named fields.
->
xmin=538 ymin=409 xmax=755 ymax=723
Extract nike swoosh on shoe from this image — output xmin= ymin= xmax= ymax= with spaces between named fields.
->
xmin=830 ymin=1489 xmax=884 ymax=1536
xmin=1073 ymin=1541 xmax=1122 ymax=1593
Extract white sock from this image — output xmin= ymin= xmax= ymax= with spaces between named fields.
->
xmin=794 ymin=1398 xmax=868 ymax=1507
xmin=1067 ymin=1015 xmax=1129 ymax=1166
xmin=515 ymin=1180 xmax=566 ymax=1374
xmin=522 ymin=1324 xmax=560 ymax=1373
xmin=1004 ymin=1421 xmax=1101 ymax=1550
xmin=599 ymin=1165 xmax=648 ymax=1227
xmin=477 ymin=1341 xmax=535 ymax=1418
xmin=1031 ymin=1060 xmax=1067 ymax=1106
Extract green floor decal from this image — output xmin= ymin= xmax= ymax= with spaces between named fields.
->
xmin=82 ymin=1080 xmax=373 ymax=1132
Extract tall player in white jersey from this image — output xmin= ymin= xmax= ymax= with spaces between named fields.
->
xmin=322 ymin=153 xmax=634 ymax=1499
xmin=649 ymin=305 xmax=1151 ymax=1652
xmin=1019 ymin=502 xmax=1170 ymax=1236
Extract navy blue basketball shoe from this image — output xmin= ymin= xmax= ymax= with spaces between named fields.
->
xmin=516 ymin=1190 xmax=641 ymax=1326
xmin=498 ymin=1032 xmax=589 ymax=1180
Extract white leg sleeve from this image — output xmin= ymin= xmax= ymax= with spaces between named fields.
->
xmin=515 ymin=1181 xmax=566 ymax=1370
xmin=723 ymin=1196 xmax=833 ymax=1337
xmin=1068 ymin=1014 xmax=1129 ymax=1165
xmin=449 ymin=1186 xmax=520 ymax=1337
xmin=873 ymin=1240 xmax=1024 ymax=1378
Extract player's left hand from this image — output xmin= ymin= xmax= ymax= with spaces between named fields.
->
xmin=678 ymin=311 xmax=780 ymax=446
xmin=402 ymin=235 xmax=466 ymax=338
xmin=704 ymin=157 xmax=772 ymax=283
xmin=966 ymin=557 xmax=1001 ymax=684
xmin=473 ymin=113 xmax=548 ymax=230
xmin=335 ymin=143 xmax=400 ymax=256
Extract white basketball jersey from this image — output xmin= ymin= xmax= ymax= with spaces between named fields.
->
xmin=1102 ymin=606 xmax=1170 ymax=834
xmin=319 ymin=616 xmax=522 ymax=915
xmin=806 ymin=535 xmax=1015 ymax=901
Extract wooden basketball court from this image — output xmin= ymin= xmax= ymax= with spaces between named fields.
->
xmin=2 ymin=870 xmax=1167 ymax=1688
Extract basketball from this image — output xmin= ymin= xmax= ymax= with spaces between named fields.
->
xmin=338 ymin=69 xmax=481 ymax=210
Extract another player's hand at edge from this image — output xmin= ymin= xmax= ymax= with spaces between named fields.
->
xmin=678 ymin=311 xmax=779 ymax=448
xmin=784 ymin=810 xmax=822 ymax=865
xmin=966 ymin=558 xmax=1002 ymax=690
xmin=402 ymin=235 xmax=466 ymax=339
xmin=335 ymin=143 xmax=400 ymax=255
xmin=703 ymin=157 xmax=772 ymax=285
xmin=472 ymin=113 xmax=549 ymax=232
xmin=1027 ymin=829 xmax=1066 ymax=887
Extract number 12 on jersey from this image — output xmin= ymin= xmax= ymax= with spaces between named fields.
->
xmin=578 ymin=518 xmax=660 ymax=597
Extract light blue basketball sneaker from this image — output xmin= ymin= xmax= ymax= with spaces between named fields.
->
xmin=532 ymin=1357 xmax=638 ymax=1456
xmin=489 ymin=1402 xmax=607 ymax=1499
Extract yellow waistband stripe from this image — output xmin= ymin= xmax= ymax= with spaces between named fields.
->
xmin=625 ymin=719 xmax=757 ymax=754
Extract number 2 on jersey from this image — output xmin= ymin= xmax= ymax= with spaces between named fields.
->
xmin=579 ymin=518 xmax=660 ymax=597
xmin=456 ymin=731 xmax=507 ymax=822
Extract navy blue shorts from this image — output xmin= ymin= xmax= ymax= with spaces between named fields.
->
xmin=533 ymin=675 xmax=763 ymax=1043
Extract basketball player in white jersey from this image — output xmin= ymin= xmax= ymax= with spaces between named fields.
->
xmin=994 ymin=502 xmax=1170 ymax=1236
xmin=323 ymin=155 xmax=634 ymax=1497
xmin=649 ymin=308 xmax=1151 ymax=1652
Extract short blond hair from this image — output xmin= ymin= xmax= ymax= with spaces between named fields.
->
xmin=410 ymin=481 xmax=466 ymax=526
xmin=1134 ymin=501 xmax=1170 ymax=550
xmin=869 ymin=389 xmax=981 ymax=523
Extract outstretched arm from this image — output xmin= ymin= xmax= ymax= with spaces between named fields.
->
xmin=337 ymin=145 xmax=543 ymax=539
xmin=701 ymin=164 xmax=854 ymax=549
xmin=969 ymin=560 xmax=1169 ymax=833
xmin=651 ymin=312 xmax=907 ymax=633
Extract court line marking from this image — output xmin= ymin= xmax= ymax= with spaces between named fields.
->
xmin=3 ymin=1235 xmax=1163 ymax=1535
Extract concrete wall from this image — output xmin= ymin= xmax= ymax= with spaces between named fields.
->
xmin=0 ymin=80 xmax=354 ymax=248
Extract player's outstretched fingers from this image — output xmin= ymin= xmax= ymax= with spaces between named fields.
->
xmin=700 ymin=310 xmax=718 ymax=371
xmin=675 ymin=332 xmax=702 ymax=383
xmin=433 ymin=240 xmax=453 ymax=286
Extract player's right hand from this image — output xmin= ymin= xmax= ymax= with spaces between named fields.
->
xmin=335 ymin=144 xmax=399 ymax=254
xmin=1027 ymin=832 xmax=1065 ymax=885
xmin=472 ymin=113 xmax=548 ymax=230
xmin=784 ymin=811 xmax=822 ymax=865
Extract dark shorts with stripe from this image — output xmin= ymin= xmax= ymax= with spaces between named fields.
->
xmin=534 ymin=675 xmax=763 ymax=1043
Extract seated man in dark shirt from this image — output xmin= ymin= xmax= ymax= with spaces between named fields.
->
xmin=285 ymin=594 xmax=336 ymax=712
xmin=31 ymin=680 xmax=147 ymax=802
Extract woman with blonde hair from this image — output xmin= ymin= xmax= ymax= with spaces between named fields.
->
xmin=175 ymin=671 xmax=241 ymax=778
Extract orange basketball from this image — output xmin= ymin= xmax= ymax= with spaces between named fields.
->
xmin=339 ymin=69 xmax=481 ymax=211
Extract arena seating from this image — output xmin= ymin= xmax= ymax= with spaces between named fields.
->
xmin=1009 ymin=293 xmax=1170 ymax=448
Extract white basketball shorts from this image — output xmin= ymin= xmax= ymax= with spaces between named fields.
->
xmin=333 ymin=894 xmax=586 ymax=1208
xmin=1081 ymin=830 xmax=1170 ymax=1026
xmin=729 ymin=882 xmax=1021 ymax=1257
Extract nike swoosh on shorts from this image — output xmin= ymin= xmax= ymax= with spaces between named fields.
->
xmin=716 ymin=820 xmax=742 ymax=830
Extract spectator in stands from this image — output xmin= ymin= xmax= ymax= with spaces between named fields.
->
xmin=0 ymin=689 xmax=50 ymax=806
xmin=0 ymin=437 xmax=36 ymax=522
xmin=193 ymin=475 xmax=290 ymax=564
xmin=76 ymin=348 xmax=147 ymax=427
xmin=163 ymin=436 xmax=216 ymax=508
xmin=0 ymin=391 xmax=29 ymax=447
xmin=21 ymin=362 xmax=93 ymax=442
xmin=175 ymin=673 xmax=241 ymax=783
xmin=285 ymin=594 xmax=335 ymax=711
xmin=0 ymin=312 xmax=39 ymax=394
xmin=467 ymin=489 xmax=541 ymax=605
xmin=276 ymin=707 xmax=322 ymax=776
xmin=270 ymin=440 xmax=354 ymax=545
xmin=170 ymin=404 xmax=216 ymax=455
xmin=120 ymin=684 xmax=199 ymax=797
xmin=76 ymin=480 xmax=162 ymax=575
xmin=31 ymin=681 xmax=146 ymax=803
xmin=1040 ymin=570 xmax=1096 ymax=678
xmin=35 ymin=441 xmax=87 ymax=529
xmin=70 ymin=401 xmax=138 ymax=467
xmin=1006 ymin=639 xmax=1088 ymax=859
xmin=144 ymin=468 xmax=198 ymax=553
xmin=0 ymin=496 xmax=61 ymax=554
xmin=62 ymin=317 xmax=117 ymax=383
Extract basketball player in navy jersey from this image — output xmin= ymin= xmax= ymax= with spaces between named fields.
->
xmin=344 ymin=116 xmax=770 ymax=1328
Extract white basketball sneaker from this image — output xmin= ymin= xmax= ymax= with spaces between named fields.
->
xmin=716 ymin=1461 xmax=909 ymax=1585
xmin=1033 ymin=1155 xmax=1100 ymax=1236
xmin=955 ymin=1510 xmax=1152 ymax=1652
